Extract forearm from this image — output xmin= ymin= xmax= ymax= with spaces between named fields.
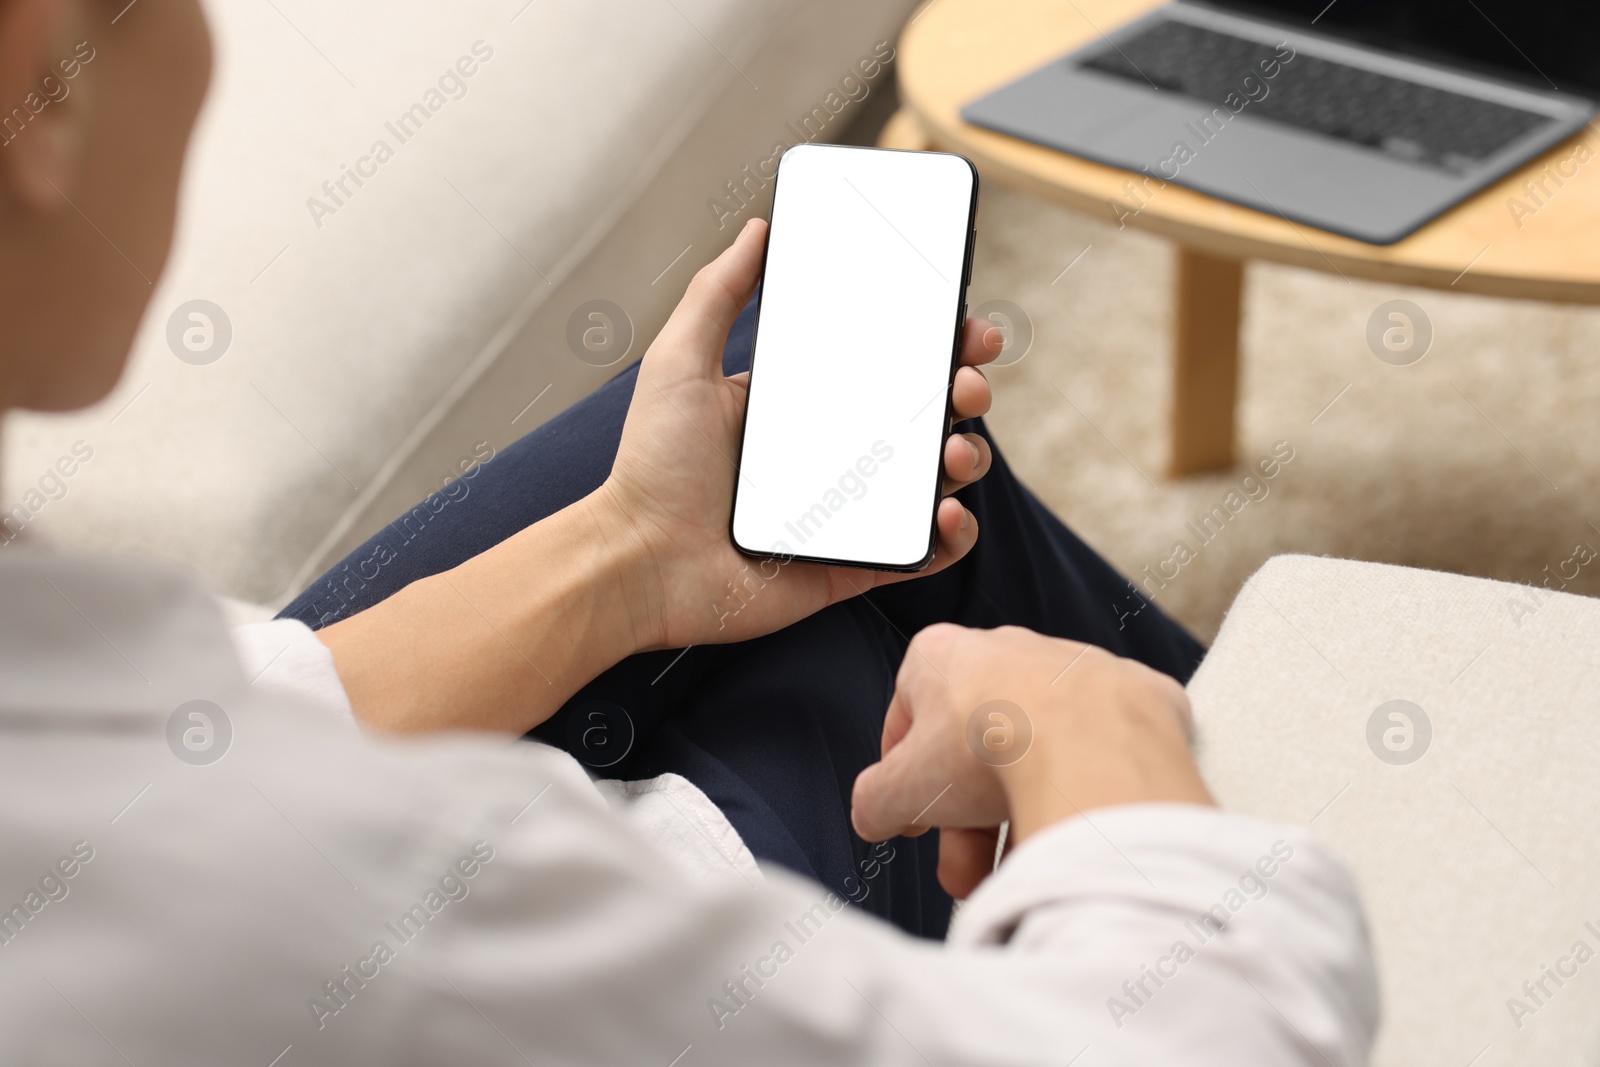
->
xmin=317 ymin=491 xmax=658 ymax=735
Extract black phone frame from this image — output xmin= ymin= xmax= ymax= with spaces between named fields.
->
xmin=727 ymin=142 xmax=982 ymax=574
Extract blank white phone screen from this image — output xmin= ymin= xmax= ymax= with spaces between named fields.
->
xmin=732 ymin=144 xmax=975 ymax=569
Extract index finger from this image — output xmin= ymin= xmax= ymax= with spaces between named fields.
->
xmin=960 ymin=317 xmax=1003 ymax=368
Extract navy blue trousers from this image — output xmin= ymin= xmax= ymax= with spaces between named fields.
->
xmin=280 ymin=298 xmax=1205 ymax=939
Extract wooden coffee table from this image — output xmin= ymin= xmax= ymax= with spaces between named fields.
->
xmin=884 ymin=0 xmax=1600 ymax=475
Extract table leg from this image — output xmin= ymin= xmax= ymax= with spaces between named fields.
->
xmin=877 ymin=108 xmax=934 ymax=151
xmin=1169 ymin=247 xmax=1243 ymax=476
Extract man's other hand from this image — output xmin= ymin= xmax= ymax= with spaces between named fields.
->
xmin=850 ymin=624 xmax=1213 ymax=899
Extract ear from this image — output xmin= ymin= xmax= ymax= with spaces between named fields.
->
xmin=0 ymin=0 xmax=85 ymax=212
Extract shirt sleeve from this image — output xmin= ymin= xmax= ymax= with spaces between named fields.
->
xmin=398 ymin=765 xmax=1378 ymax=1067
xmin=229 ymin=617 xmax=763 ymax=893
xmin=230 ymin=618 xmax=357 ymax=728
xmin=948 ymin=804 xmax=1381 ymax=1063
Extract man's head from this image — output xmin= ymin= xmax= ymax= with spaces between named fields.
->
xmin=0 ymin=0 xmax=209 ymax=412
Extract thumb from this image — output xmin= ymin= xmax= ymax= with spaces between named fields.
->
xmin=851 ymin=736 xmax=936 ymax=843
xmin=646 ymin=217 xmax=767 ymax=380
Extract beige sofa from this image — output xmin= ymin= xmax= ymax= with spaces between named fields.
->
xmin=1193 ymin=554 xmax=1600 ymax=1067
xmin=3 ymin=0 xmax=915 ymax=607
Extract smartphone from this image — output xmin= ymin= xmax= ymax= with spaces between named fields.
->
xmin=730 ymin=143 xmax=979 ymax=572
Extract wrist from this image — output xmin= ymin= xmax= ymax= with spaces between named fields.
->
xmin=457 ymin=489 xmax=661 ymax=673
xmin=575 ymin=480 xmax=668 ymax=653
xmin=995 ymin=690 xmax=1214 ymax=845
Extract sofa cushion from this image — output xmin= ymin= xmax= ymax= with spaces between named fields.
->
xmin=3 ymin=0 xmax=914 ymax=603
xmin=1190 ymin=554 xmax=1600 ymax=1066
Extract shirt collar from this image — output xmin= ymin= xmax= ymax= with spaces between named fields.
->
xmin=0 ymin=547 xmax=246 ymax=718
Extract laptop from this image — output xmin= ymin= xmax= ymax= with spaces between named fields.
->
xmin=960 ymin=0 xmax=1600 ymax=244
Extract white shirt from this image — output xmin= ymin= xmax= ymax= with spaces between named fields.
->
xmin=0 ymin=548 xmax=1379 ymax=1065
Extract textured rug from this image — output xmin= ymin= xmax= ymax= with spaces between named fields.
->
xmin=972 ymin=183 xmax=1600 ymax=644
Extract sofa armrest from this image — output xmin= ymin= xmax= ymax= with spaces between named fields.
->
xmin=1190 ymin=554 xmax=1600 ymax=1067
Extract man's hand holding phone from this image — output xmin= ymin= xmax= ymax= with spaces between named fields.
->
xmin=593 ymin=216 xmax=1001 ymax=653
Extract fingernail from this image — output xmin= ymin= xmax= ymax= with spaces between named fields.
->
xmin=959 ymin=507 xmax=971 ymax=532
xmin=965 ymin=439 xmax=980 ymax=465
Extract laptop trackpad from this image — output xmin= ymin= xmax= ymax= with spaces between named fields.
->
xmin=1053 ymin=82 xmax=1458 ymax=237
xmin=1093 ymin=97 xmax=1307 ymax=193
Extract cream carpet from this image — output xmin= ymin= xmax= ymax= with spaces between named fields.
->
xmin=971 ymin=183 xmax=1600 ymax=644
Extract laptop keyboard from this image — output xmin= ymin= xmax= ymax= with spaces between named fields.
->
xmin=1080 ymin=18 xmax=1551 ymax=173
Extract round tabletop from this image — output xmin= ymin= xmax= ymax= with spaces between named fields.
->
xmin=897 ymin=0 xmax=1600 ymax=303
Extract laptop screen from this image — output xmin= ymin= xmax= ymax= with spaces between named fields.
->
xmin=1196 ymin=0 xmax=1600 ymax=98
